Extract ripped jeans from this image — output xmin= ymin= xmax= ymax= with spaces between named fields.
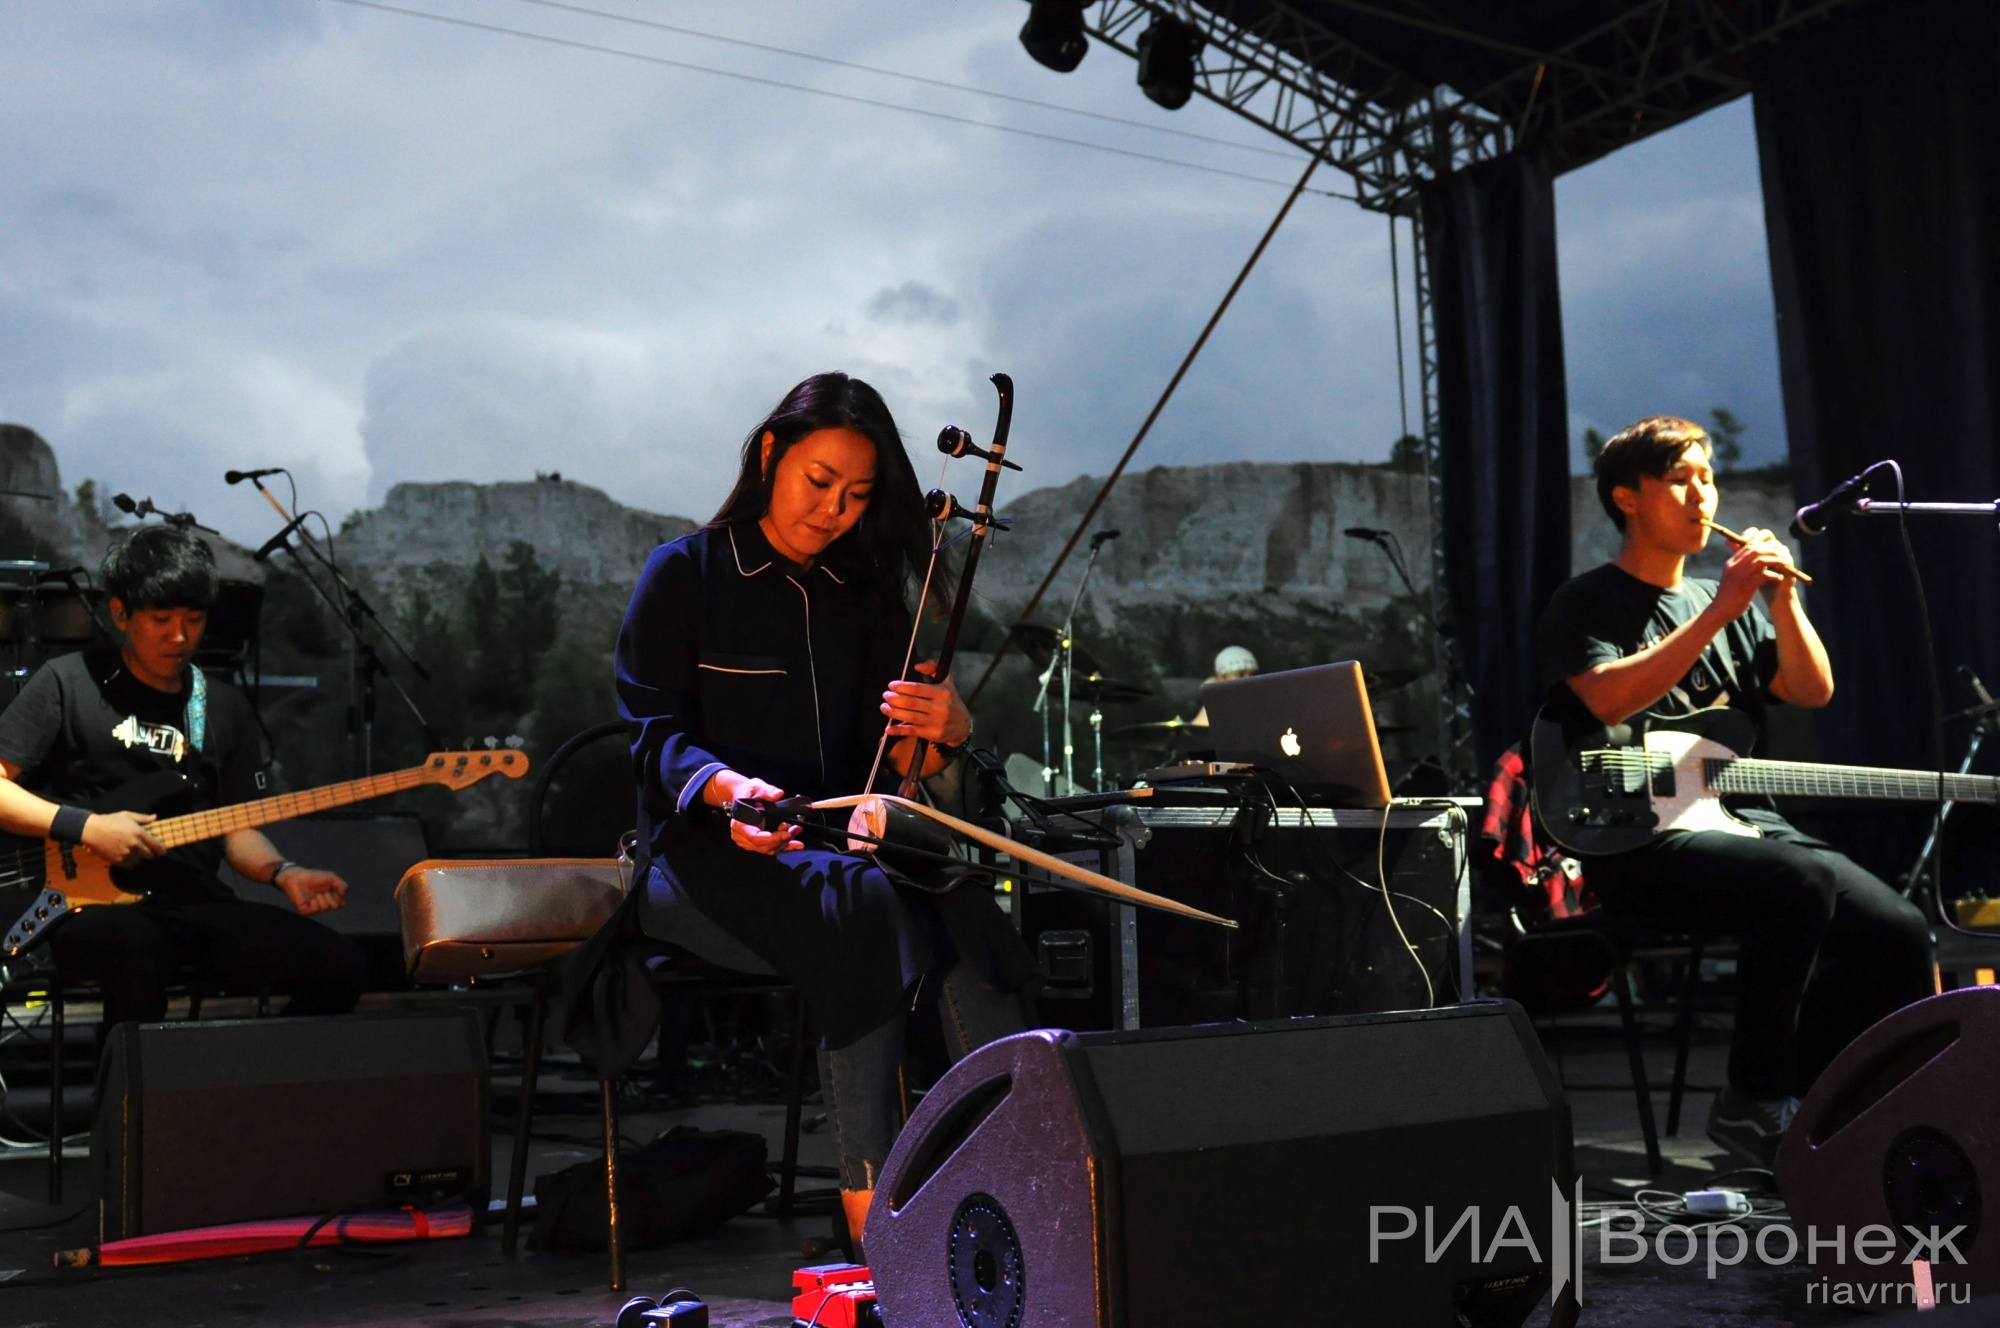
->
xmin=817 ymin=965 xmax=1028 ymax=1193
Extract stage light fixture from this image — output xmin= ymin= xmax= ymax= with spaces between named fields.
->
xmin=1136 ymin=16 xmax=1203 ymax=110
xmin=1020 ymin=0 xmax=1090 ymax=73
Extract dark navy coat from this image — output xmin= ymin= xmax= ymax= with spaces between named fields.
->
xmin=615 ymin=521 xmax=1031 ymax=1048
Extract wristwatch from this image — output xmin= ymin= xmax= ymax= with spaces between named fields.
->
xmin=267 ymin=860 xmax=299 ymax=887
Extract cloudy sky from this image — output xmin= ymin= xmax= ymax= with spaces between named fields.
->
xmin=0 ymin=1 xmax=1787 ymax=545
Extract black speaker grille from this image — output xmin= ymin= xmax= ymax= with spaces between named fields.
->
xmin=1883 ymin=1126 xmax=1981 ymax=1248
xmin=947 ymin=1193 xmax=1026 ymax=1328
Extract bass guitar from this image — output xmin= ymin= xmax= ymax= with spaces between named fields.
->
xmin=1 ymin=743 xmax=530 ymax=957
xmin=1530 ymin=704 xmax=1997 ymax=857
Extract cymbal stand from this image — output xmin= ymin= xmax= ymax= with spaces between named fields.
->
xmin=1902 ymin=667 xmax=1997 ymax=899
xmin=1091 ymin=706 xmax=1104 ymax=793
xmin=1032 ymin=537 xmax=1111 ymax=798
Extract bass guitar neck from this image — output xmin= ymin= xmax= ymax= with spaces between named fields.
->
xmin=3 ymin=745 xmax=531 ymax=958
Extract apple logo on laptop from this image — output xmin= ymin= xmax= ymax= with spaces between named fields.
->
xmin=1279 ymin=727 xmax=1302 ymax=758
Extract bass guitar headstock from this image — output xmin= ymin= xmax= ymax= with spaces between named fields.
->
xmin=421 ymin=737 xmax=531 ymax=789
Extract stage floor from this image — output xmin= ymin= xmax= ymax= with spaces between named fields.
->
xmin=0 ymin=1010 xmax=1955 ymax=1327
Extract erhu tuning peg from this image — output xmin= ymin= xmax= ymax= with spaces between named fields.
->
xmin=936 ymin=425 xmax=1021 ymax=470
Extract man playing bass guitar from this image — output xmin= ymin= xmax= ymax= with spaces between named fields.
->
xmin=0 ymin=525 xmax=365 ymax=1036
xmin=1538 ymin=416 xmax=1931 ymax=1165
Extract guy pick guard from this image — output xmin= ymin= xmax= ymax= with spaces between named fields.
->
xmin=1641 ymin=727 xmax=1761 ymax=839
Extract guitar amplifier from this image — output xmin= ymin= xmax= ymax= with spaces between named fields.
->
xmin=1012 ymin=789 xmax=1472 ymax=1031
xmin=94 ymin=1012 xmax=488 ymax=1241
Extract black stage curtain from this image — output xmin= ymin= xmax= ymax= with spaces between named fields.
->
xmin=1754 ymin=0 xmax=2000 ymax=882
xmin=1422 ymin=149 xmax=1572 ymax=773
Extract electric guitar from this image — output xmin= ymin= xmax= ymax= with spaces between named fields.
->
xmin=1 ymin=743 xmax=531 ymax=957
xmin=1530 ymin=704 xmax=1999 ymax=857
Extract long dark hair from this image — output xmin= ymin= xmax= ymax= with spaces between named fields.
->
xmin=709 ymin=372 xmax=940 ymax=612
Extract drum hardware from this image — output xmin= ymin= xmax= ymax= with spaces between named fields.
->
xmin=1107 ymin=717 xmax=1210 ymax=754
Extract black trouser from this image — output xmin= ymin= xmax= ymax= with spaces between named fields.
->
xmin=1585 ymin=818 xmax=1933 ymax=1097
xmin=47 ymin=899 xmax=369 ymax=1031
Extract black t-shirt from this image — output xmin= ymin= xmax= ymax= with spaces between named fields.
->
xmin=1538 ymin=563 xmax=1781 ymax=747
xmin=0 ymin=649 xmax=264 ymax=903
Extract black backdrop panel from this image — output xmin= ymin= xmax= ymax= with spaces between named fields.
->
xmin=1422 ymin=149 xmax=1573 ymax=772
xmin=1753 ymin=0 xmax=2000 ymax=879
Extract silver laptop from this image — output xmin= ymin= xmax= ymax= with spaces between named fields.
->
xmin=1199 ymin=661 xmax=1393 ymax=807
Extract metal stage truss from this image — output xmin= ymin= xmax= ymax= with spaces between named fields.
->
xmin=1079 ymin=0 xmax=1870 ymax=781
xmin=1084 ymin=0 xmax=1872 ymax=214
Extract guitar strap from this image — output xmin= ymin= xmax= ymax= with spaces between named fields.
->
xmin=184 ymin=665 xmax=207 ymax=755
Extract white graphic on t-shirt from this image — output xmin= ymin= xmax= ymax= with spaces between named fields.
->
xmin=111 ymin=714 xmax=188 ymax=763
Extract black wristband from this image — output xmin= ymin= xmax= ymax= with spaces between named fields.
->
xmin=48 ymin=806 xmax=91 ymax=845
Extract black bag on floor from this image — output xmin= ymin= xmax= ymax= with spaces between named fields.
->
xmin=528 ymin=1126 xmax=773 ymax=1253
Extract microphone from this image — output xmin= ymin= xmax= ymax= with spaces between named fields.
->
xmin=1343 ymin=526 xmax=1392 ymax=541
xmin=113 ymin=493 xmax=140 ymax=516
xmin=1089 ymin=529 xmax=1121 ymax=549
xmin=252 ymin=513 xmax=310 ymax=562
xmin=1791 ymin=463 xmax=1884 ymax=538
xmin=225 ymin=468 xmax=283 ymax=485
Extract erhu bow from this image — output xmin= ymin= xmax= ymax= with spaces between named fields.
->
xmin=899 ymin=372 xmax=1016 ymax=797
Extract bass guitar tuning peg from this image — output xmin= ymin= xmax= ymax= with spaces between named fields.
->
xmin=504 ymin=735 xmax=525 ymax=749
xmin=483 ymin=736 xmax=500 ymax=749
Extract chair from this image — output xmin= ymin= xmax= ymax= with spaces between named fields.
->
xmin=1510 ymin=912 xmax=1710 ymax=1174
xmin=396 ymin=720 xmax=813 ymax=1291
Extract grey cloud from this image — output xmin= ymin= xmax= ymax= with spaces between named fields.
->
xmin=0 ymin=3 xmax=1790 ymax=545
xmin=866 ymin=281 xmax=963 ymax=327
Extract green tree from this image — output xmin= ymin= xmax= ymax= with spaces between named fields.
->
xmin=1707 ymin=407 xmax=1746 ymax=472
xmin=462 ymin=555 xmax=510 ymax=712
xmin=1387 ymin=434 xmax=1426 ymax=472
xmin=500 ymin=541 xmax=562 ymax=696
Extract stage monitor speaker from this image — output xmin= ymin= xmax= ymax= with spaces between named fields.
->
xmin=94 ymin=1012 xmax=488 ymax=1242
xmin=1777 ymin=986 xmax=2000 ymax=1306
xmin=867 ymin=1002 xmax=1573 ymax=1328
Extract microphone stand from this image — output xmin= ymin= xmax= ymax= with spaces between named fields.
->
xmin=1854 ymin=499 xmax=2000 ymax=520
xmin=241 ymin=477 xmax=441 ymax=774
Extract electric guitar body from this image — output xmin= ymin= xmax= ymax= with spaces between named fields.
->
xmin=1531 ymin=705 xmax=1761 ymax=857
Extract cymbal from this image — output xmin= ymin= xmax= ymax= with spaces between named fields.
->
xmin=1070 ymin=673 xmax=1152 ymax=705
xmin=1109 ymin=717 xmax=1209 ymax=738
xmin=1009 ymin=623 xmax=1104 ymax=676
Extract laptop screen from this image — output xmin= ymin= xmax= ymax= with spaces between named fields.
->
xmin=1197 ymin=661 xmax=1393 ymax=807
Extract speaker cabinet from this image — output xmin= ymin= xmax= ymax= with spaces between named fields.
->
xmin=94 ymin=1012 xmax=488 ymax=1242
xmin=1777 ymin=987 xmax=2000 ymax=1303
xmin=1016 ymin=799 xmax=1468 ymax=1031
xmin=867 ymin=1002 xmax=1571 ymax=1328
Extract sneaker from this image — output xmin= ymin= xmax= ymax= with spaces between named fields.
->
xmin=1707 ymin=1087 xmax=1799 ymax=1167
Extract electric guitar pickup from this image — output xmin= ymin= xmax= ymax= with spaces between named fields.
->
xmin=1 ymin=743 xmax=531 ymax=957
xmin=1530 ymin=704 xmax=1999 ymax=857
